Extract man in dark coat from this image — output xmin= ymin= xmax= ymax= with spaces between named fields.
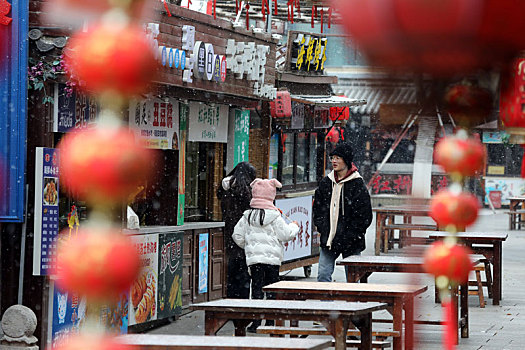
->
xmin=313 ymin=142 xmax=372 ymax=282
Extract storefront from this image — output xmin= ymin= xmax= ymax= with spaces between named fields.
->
xmin=25 ymin=2 xmax=277 ymax=345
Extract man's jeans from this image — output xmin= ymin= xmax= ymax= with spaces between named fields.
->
xmin=317 ymin=247 xmax=356 ymax=282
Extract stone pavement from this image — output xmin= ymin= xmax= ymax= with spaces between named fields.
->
xmin=148 ymin=208 xmax=525 ymax=349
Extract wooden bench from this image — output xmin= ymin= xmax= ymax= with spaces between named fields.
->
xmin=505 ymin=209 xmax=525 ymax=230
xmin=381 ymin=223 xmax=437 ymax=251
xmin=116 ymin=334 xmax=332 ymax=350
xmin=258 ymin=325 xmax=399 ymax=340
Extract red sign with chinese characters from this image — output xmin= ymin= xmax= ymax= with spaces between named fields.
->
xmin=370 ymin=174 xmax=449 ymax=195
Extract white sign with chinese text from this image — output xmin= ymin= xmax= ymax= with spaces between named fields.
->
xmin=188 ymin=102 xmax=228 ymax=143
xmin=129 ymin=98 xmax=180 ymax=150
xmin=275 ymin=196 xmax=313 ymax=262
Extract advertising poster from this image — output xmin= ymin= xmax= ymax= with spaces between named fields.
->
xmin=157 ymin=231 xmax=184 ymax=318
xmin=129 ymin=234 xmax=159 ymax=325
xmin=177 ymin=103 xmax=189 ymax=225
xmin=269 ymin=133 xmax=279 ymax=179
xmin=33 ymin=147 xmax=59 ymax=276
xmin=53 ymin=84 xmax=98 ymax=133
xmin=188 ymin=102 xmax=229 ymax=143
xmin=129 ymin=98 xmax=180 ymax=150
xmin=484 ymin=177 xmax=525 ymax=205
xmin=233 ymin=109 xmax=250 ymax=166
xmin=50 ymin=281 xmax=86 ymax=348
xmin=275 ymin=196 xmax=313 ymax=262
xmin=100 ymin=294 xmax=129 ymax=335
xmin=198 ymin=233 xmax=209 ymax=294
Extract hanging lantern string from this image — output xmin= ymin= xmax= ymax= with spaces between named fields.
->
xmin=162 ymin=0 xmax=172 ymax=16
xmin=274 ymin=0 xmax=278 ymax=15
xmin=311 ymin=5 xmax=316 ymax=28
xmin=213 ymin=0 xmax=216 ymax=19
xmin=245 ymin=3 xmax=250 ymax=30
xmin=320 ymin=9 xmax=324 ymax=33
xmin=261 ymin=0 xmax=268 ymax=21
xmin=295 ymin=0 xmax=300 ymax=16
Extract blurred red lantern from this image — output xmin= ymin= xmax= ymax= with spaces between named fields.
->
xmin=54 ymin=228 xmax=140 ymax=299
xmin=65 ymin=24 xmax=157 ymax=96
xmin=326 ymin=127 xmax=342 ymax=143
xmin=53 ymin=334 xmax=135 ymax=350
xmin=332 ymin=0 xmax=525 ymax=76
xmin=434 ymin=133 xmax=485 ymax=177
xmin=58 ymin=127 xmax=155 ymax=204
xmin=444 ymin=83 xmax=492 ymax=128
xmin=424 ymin=241 xmax=473 ymax=284
xmin=500 ymin=57 xmax=525 ymax=143
xmin=429 ymin=189 xmax=479 ymax=229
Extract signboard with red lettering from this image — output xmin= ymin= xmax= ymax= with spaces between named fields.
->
xmin=129 ymin=234 xmax=159 ymax=326
xmin=33 ymin=147 xmax=60 ymax=276
xmin=275 ymin=195 xmax=313 ymax=262
xmin=129 ymin=98 xmax=180 ymax=150
xmin=369 ymin=174 xmax=449 ymax=195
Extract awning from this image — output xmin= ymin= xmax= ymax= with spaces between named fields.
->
xmin=290 ymin=94 xmax=367 ymax=108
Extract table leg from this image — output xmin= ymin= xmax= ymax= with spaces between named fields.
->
xmin=355 ymin=314 xmax=372 ymax=350
xmin=323 ymin=317 xmax=350 ymax=350
xmin=375 ymin=213 xmax=384 ymax=255
xmin=204 ymin=312 xmax=229 ymax=335
xmin=460 ymin=281 xmax=469 ymax=338
xmin=493 ymin=242 xmax=503 ymax=305
xmin=404 ymin=298 xmax=415 ymax=350
xmin=392 ymin=300 xmax=403 ymax=350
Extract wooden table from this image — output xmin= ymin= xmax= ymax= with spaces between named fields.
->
xmin=264 ymin=281 xmax=428 ymax=350
xmin=428 ymin=232 xmax=508 ymax=305
xmin=191 ymin=298 xmax=387 ymax=350
xmin=116 ymin=334 xmax=332 ymax=350
xmin=373 ymin=205 xmax=436 ymax=255
xmin=337 ymin=255 xmax=484 ymax=341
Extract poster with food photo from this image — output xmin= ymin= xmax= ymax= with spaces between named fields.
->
xmin=157 ymin=231 xmax=183 ymax=319
xmin=129 ymin=234 xmax=159 ymax=326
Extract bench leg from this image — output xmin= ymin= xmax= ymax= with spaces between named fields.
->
xmin=475 ymin=269 xmax=485 ymax=308
xmin=323 ymin=318 xmax=350 ymax=350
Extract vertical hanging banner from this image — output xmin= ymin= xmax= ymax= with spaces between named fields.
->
xmin=233 ymin=109 xmax=250 ymax=166
xmin=157 ymin=231 xmax=184 ymax=318
xmin=177 ymin=103 xmax=189 ymax=226
xmin=129 ymin=234 xmax=159 ymax=326
xmin=33 ymin=147 xmax=59 ymax=276
xmin=188 ymin=102 xmax=229 ymax=143
xmin=198 ymin=233 xmax=209 ymax=294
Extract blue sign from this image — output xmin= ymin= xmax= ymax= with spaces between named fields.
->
xmin=53 ymin=84 xmax=99 ymax=133
xmin=180 ymin=51 xmax=186 ymax=70
xmin=168 ymin=48 xmax=173 ymax=68
xmin=0 ymin=0 xmax=28 ymax=222
xmin=161 ymin=46 xmax=167 ymax=66
xmin=33 ymin=147 xmax=59 ymax=276
xmin=51 ymin=283 xmax=83 ymax=348
xmin=198 ymin=233 xmax=208 ymax=294
xmin=174 ymin=49 xmax=180 ymax=68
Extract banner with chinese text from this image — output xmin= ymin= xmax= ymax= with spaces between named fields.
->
xmin=157 ymin=231 xmax=183 ymax=319
xmin=275 ymin=196 xmax=313 ymax=262
xmin=188 ymin=102 xmax=228 ymax=143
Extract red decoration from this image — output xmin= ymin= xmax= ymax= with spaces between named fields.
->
xmin=320 ymin=9 xmax=324 ymax=33
xmin=330 ymin=97 xmax=351 ymax=121
xmin=326 ymin=127 xmax=343 ymax=143
xmin=0 ymin=0 xmax=12 ymax=26
xmin=163 ymin=0 xmax=172 ymax=16
xmin=442 ymin=299 xmax=456 ymax=350
xmin=261 ymin=0 xmax=268 ymax=21
xmin=444 ymin=83 xmax=492 ymax=128
xmin=328 ymin=7 xmax=332 ymax=28
xmin=424 ymin=241 xmax=473 ymax=284
xmin=213 ymin=0 xmax=216 ymax=19
xmin=500 ymin=58 xmax=525 ymax=134
xmin=53 ymin=334 xmax=134 ymax=350
xmin=434 ymin=134 xmax=485 ymax=177
xmin=270 ymin=90 xmax=292 ymax=118
xmin=58 ymin=128 xmax=155 ymax=204
xmin=64 ymin=24 xmax=157 ymax=96
xmin=311 ymin=5 xmax=315 ymax=28
xmin=245 ymin=3 xmax=250 ymax=30
xmin=429 ymin=189 xmax=479 ymax=229
xmin=274 ymin=0 xmax=278 ymax=15
xmin=54 ymin=229 xmax=140 ymax=299
xmin=332 ymin=0 xmax=525 ymax=76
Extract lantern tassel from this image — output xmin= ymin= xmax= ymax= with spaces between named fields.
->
xmin=320 ymin=9 xmax=324 ymax=33
xmin=442 ymin=299 xmax=456 ymax=350
xmin=163 ymin=0 xmax=172 ymax=16
xmin=213 ymin=0 xmax=216 ymax=19
xmin=274 ymin=0 xmax=278 ymax=15
xmin=245 ymin=3 xmax=250 ymax=30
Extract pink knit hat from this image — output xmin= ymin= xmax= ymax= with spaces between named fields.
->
xmin=250 ymin=178 xmax=282 ymax=210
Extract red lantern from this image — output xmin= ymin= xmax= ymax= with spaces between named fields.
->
xmin=65 ymin=24 xmax=158 ymax=96
xmin=54 ymin=229 xmax=140 ymax=299
xmin=444 ymin=83 xmax=492 ymax=128
xmin=58 ymin=127 xmax=155 ymax=204
xmin=429 ymin=189 xmax=479 ymax=229
xmin=53 ymin=334 xmax=135 ymax=350
xmin=326 ymin=127 xmax=342 ymax=143
xmin=500 ymin=57 xmax=525 ymax=142
xmin=434 ymin=133 xmax=485 ymax=177
xmin=332 ymin=0 xmax=525 ymax=76
xmin=424 ymin=241 xmax=473 ymax=284
xmin=270 ymin=90 xmax=292 ymax=118
xmin=330 ymin=99 xmax=350 ymax=121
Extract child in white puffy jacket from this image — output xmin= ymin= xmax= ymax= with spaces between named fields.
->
xmin=233 ymin=178 xmax=299 ymax=332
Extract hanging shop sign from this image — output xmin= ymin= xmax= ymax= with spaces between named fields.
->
xmin=290 ymin=33 xmax=328 ymax=73
xmin=188 ymin=102 xmax=229 ymax=143
xmin=129 ymin=234 xmax=159 ymax=326
xmin=270 ymin=90 xmax=292 ymax=118
xmin=33 ymin=147 xmax=59 ymax=276
xmin=369 ymin=174 xmax=449 ymax=196
xmin=157 ymin=231 xmax=183 ymax=319
xmin=129 ymin=97 xmax=180 ymax=150
xmin=275 ymin=196 xmax=314 ymax=262
xmin=145 ymin=6 xmax=277 ymax=100
xmin=53 ymin=84 xmax=99 ymax=133
xmin=198 ymin=233 xmax=209 ymax=294
xmin=233 ymin=110 xmax=250 ymax=166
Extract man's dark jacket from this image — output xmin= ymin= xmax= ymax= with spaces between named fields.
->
xmin=313 ymin=172 xmax=373 ymax=256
